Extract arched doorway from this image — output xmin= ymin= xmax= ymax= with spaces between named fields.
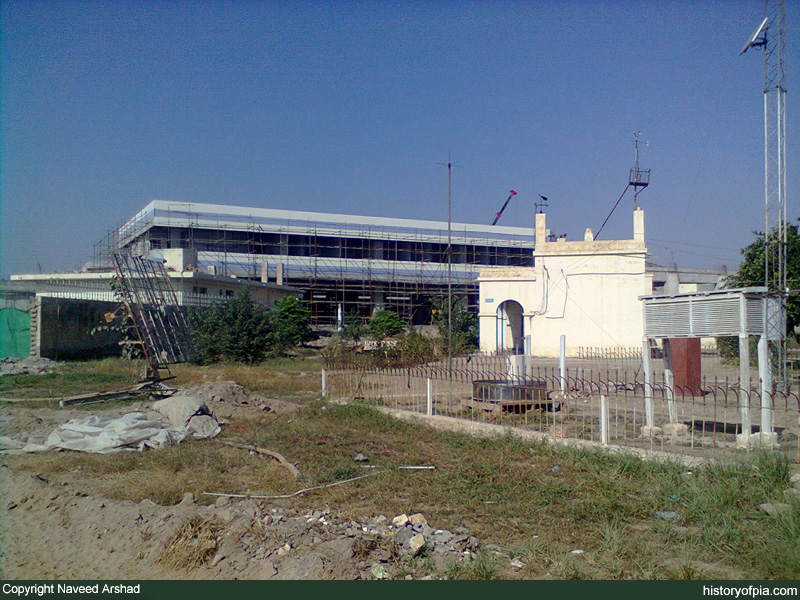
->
xmin=496 ymin=300 xmax=524 ymax=354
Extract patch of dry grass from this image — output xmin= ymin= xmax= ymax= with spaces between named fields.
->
xmin=156 ymin=517 xmax=221 ymax=570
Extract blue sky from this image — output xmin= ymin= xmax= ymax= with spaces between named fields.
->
xmin=1 ymin=0 xmax=795 ymax=276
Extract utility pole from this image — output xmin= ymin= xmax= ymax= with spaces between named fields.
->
xmin=447 ymin=159 xmax=452 ymax=372
xmin=438 ymin=154 xmax=460 ymax=371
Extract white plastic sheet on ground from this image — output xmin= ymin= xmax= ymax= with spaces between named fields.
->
xmin=1 ymin=396 xmax=221 ymax=454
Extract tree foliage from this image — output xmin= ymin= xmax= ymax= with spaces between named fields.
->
xmin=432 ymin=295 xmax=478 ymax=355
xmin=725 ymin=222 xmax=800 ymax=340
xmin=268 ymin=296 xmax=313 ymax=349
xmin=188 ymin=289 xmax=311 ymax=364
xmin=338 ymin=310 xmax=367 ymax=342
xmin=368 ymin=309 xmax=406 ymax=339
xmin=717 ymin=223 xmax=800 ymax=360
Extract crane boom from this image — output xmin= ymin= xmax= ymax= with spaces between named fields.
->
xmin=491 ymin=190 xmax=517 ymax=225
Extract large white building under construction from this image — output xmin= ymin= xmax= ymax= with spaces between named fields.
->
xmin=94 ymin=200 xmax=538 ymax=325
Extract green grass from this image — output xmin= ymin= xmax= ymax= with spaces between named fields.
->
xmin=0 ymin=353 xmax=325 ymax=401
xmin=0 ymin=358 xmax=142 ymax=399
xmin=4 ymin=360 xmax=800 ymax=579
xmin=446 ymin=553 xmax=498 ymax=580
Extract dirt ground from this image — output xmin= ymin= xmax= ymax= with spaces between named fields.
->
xmin=0 ymin=381 xmax=483 ymax=580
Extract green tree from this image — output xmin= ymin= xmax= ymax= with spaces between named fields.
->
xmin=189 ymin=287 xmax=272 ymax=364
xmin=368 ymin=309 xmax=406 ymax=339
xmin=718 ymin=223 xmax=800 ymax=360
xmin=269 ymin=296 xmax=313 ymax=349
xmin=726 ymin=223 xmax=800 ymax=337
xmin=188 ymin=289 xmax=312 ymax=364
xmin=432 ymin=295 xmax=478 ymax=355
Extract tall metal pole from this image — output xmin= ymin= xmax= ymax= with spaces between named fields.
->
xmin=447 ymin=160 xmax=452 ymax=372
xmin=763 ymin=0 xmax=788 ymax=386
xmin=743 ymin=0 xmax=788 ymax=388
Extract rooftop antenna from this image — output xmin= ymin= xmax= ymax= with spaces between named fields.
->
xmin=595 ymin=133 xmax=649 ymax=240
xmin=741 ymin=0 xmax=788 ymax=388
xmin=629 ymin=131 xmax=650 ymax=209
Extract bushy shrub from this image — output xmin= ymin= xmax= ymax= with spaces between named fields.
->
xmin=368 ymin=309 xmax=406 ymax=339
xmin=188 ymin=289 xmax=312 ymax=364
xmin=338 ymin=310 xmax=367 ymax=342
xmin=268 ymin=296 xmax=313 ymax=349
xmin=386 ymin=330 xmax=436 ymax=366
xmin=433 ymin=296 xmax=478 ymax=355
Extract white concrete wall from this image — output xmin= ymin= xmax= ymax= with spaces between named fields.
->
xmin=478 ymin=209 xmax=652 ymax=357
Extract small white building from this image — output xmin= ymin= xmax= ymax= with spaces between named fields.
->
xmin=478 ymin=209 xmax=653 ymax=357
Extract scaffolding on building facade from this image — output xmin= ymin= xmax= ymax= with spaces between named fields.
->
xmin=93 ymin=201 xmax=537 ymax=325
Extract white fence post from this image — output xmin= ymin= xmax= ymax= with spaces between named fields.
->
xmin=600 ymin=394 xmax=609 ymax=445
xmin=559 ymin=335 xmax=566 ymax=392
xmin=321 ymin=369 xmax=327 ymax=397
xmin=642 ymin=338 xmax=654 ymax=428
xmin=427 ymin=378 xmax=433 ymax=416
xmin=758 ymin=335 xmax=773 ymax=435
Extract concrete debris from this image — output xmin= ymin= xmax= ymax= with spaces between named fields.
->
xmin=392 ymin=514 xmax=409 ymax=528
xmin=409 ymin=534 xmax=426 ymax=555
xmin=0 ymin=357 xmax=63 ymax=377
xmin=654 ymin=511 xmax=681 ymax=522
xmin=388 ymin=513 xmax=481 ymax=562
xmin=370 ymin=562 xmax=388 ymax=579
xmin=759 ymin=502 xmax=792 ymax=517
xmin=510 ymin=558 xmax=526 ymax=570
xmin=408 ymin=513 xmax=428 ymax=526
xmin=394 ymin=527 xmax=416 ymax=545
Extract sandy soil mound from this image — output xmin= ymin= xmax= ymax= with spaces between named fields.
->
xmin=1 ymin=465 xmax=481 ymax=580
xmin=175 ymin=381 xmax=299 ymax=420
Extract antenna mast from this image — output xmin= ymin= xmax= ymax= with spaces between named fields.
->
xmin=743 ymin=0 xmax=788 ymax=387
xmin=765 ymin=0 xmax=788 ymax=386
xmin=629 ymin=131 xmax=650 ymax=209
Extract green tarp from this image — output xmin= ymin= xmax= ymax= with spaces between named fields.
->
xmin=0 ymin=307 xmax=31 ymax=359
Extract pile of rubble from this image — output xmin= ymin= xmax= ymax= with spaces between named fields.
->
xmin=1 ymin=357 xmax=62 ymax=377
xmin=140 ymin=495 xmax=487 ymax=579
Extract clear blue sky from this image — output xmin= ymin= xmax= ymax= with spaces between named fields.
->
xmin=1 ymin=0 xmax=795 ymax=277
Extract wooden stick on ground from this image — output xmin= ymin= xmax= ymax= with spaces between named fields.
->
xmin=203 ymin=471 xmax=381 ymax=500
xmin=221 ymin=441 xmax=302 ymax=479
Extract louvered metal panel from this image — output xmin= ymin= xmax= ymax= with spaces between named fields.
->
xmin=691 ymin=297 xmax=741 ymax=336
xmin=642 ymin=288 xmax=770 ymax=339
xmin=746 ymin=301 xmax=763 ymax=333
xmin=644 ymin=303 xmax=691 ymax=337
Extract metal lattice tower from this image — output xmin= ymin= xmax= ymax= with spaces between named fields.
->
xmin=742 ymin=0 xmax=788 ymax=387
xmin=629 ymin=131 xmax=651 ymax=209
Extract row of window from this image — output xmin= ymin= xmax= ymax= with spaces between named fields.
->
xmin=191 ymin=286 xmax=234 ymax=297
xmin=148 ymin=227 xmax=533 ymax=267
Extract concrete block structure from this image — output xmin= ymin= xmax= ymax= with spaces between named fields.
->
xmin=478 ymin=209 xmax=659 ymax=357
